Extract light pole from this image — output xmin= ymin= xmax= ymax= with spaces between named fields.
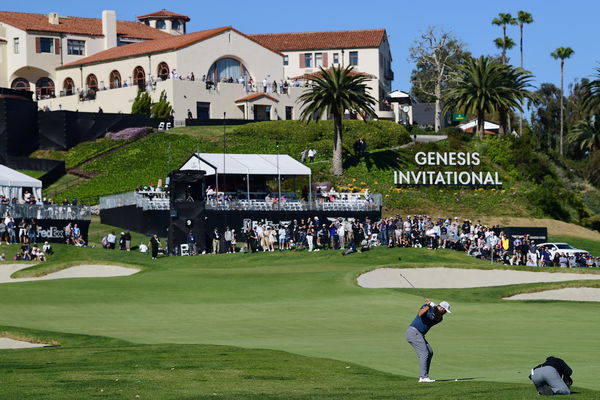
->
xmin=276 ymin=141 xmax=281 ymax=208
xmin=223 ymin=112 xmax=226 ymax=198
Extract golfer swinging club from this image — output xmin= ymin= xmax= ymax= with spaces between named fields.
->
xmin=406 ymin=297 xmax=451 ymax=382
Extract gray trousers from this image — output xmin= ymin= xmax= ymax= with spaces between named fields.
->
xmin=531 ymin=366 xmax=570 ymax=395
xmin=406 ymin=326 xmax=433 ymax=378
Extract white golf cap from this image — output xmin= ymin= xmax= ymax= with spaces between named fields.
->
xmin=439 ymin=301 xmax=452 ymax=313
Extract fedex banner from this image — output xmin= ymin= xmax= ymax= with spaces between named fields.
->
xmin=35 ymin=220 xmax=90 ymax=244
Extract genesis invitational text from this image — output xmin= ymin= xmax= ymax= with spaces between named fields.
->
xmin=394 ymin=152 xmax=502 ymax=186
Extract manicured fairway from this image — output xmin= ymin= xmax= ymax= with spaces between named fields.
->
xmin=1 ymin=243 xmax=599 ymax=398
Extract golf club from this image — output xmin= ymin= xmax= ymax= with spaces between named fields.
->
xmin=398 ymin=272 xmax=427 ymax=300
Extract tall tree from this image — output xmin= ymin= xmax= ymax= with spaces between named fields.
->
xmin=297 ymin=65 xmax=376 ymax=176
xmin=529 ymin=83 xmax=562 ymax=148
xmin=408 ymin=27 xmax=470 ymax=131
xmin=491 ymin=13 xmax=517 ymax=64
xmin=517 ymin=11 xmax=534 ymax=135
xmin=493 ymin=37 xmax=516 ymax=56
xmin=582 ymin=66 xmax=600 ymax=115
xmin=567 ymin=119 xmax=600 ymax=153
xmin=551 ymin=46 xmax=575 ymax=155
xmin=443 ymin=56 xmax=534 ymax=139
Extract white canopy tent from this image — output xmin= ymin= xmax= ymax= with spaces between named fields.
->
xmin=179 ymin=153 xmax=312 ymax=200
xmin=0 ymin=164 xmax=43 ymax=201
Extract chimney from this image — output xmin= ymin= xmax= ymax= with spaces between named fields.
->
xmin=102 ymin=10 xmax=117 ymax=50
xmin=48 ymin=12 xmax=59 ymax=25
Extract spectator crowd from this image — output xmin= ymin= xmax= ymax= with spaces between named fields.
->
xmin=172 ymin=214 xmax=598 ymax=267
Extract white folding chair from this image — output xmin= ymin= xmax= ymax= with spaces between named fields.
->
xmin=166 ymin=122 xmax=172 ymax=130
xmin=180 ymin=244 xmax=190 ymax=256
xmin=158 ymin=122 xmax=165 ymax=130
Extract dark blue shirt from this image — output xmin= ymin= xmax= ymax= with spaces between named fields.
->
xmin=410 ymin=304 xmax=442 ymax=335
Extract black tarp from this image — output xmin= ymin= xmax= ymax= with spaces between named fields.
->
xmin=0 ymin=90 xmax=39 ymax=157
xmin=5 ymin=156 xmax=66 ymax=187
xmin=39 ymin=111 xmax=169 ymax=150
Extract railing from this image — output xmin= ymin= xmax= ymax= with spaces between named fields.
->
xmin=100 ymin=192 xmax=382 ymax=213
xmin=99 ymin=192 xmax=137 ymax=209
xmin=205 ymin=198 xmax=380 ymax=212
xmin=0 ymin=204 xmax=91 ymax=220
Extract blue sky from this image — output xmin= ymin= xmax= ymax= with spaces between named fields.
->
xmin=6 ymin=0 xmax=599 ymax=94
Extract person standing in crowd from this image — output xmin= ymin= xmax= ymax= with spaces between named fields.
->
xmin=529 ymin=356 xmax=573 ymax=395
xmin=406 ymin=298 xmax=452 ymax=382
xmin=300 ymin=149 xmax=308 ymax=163
xmin=229 ymin=229 xmax=237 ymax=253
xmin=124 ymin=231 xmax=132 ymax=251
xmin=211 ymin=227 xmax=220 ymax=254
xmin=187 ymin=109 xmax=193 ymax=119
xmin=308 ymin=148 xmax=316 ymax=162
xmin=224 ymin=227 xmax=233 ymax=254
xmin=150 ymin=234 xmax=160 ymax=260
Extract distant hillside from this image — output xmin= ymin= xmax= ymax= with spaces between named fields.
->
xmin=31 ymin=122 xmax=599 ymax=233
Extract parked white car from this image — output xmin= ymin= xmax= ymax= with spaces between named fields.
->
xmin=536 ymin=242 xmax=590 ymax=258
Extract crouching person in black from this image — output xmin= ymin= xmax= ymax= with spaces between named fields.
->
xmin=529 ymin=356 xmax=573 ymax=395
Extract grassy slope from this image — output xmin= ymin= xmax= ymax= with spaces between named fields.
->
xmin=1 ymin=245 xmax=600 ymax=395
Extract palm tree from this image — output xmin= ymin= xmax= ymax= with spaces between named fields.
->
xmin=297 ymin=65 xmax=376 ymax=176
xmin=492 ymin=13 xmax=517 ymax=64
xmin=582 ymin=66 xmax=600 ymax=115
xmin=443 ymin=56 xmax=533 ymax=139
xmin=493 ymin=37 xmax=516 ymax=55
xmin=551 ymin=46 xmax=575 ymax=155
xmin=567 ymin=119 xmax=600 ymax=153
xmin=517 ymin=11 xmax=534 ymax=135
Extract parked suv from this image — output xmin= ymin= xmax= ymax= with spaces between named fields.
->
xmin=536 ymin=242 xmax=590 ymax=258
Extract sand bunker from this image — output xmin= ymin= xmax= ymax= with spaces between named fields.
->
xmin=0 ymin=264 xmax=139 ymax=283
xmin=357 ymin=267 xmax=600 ymax=289
xmin=0 ymin=337 xmax=50 ymax=350
xmin=504 ymin=287 xmax=600 ymax=302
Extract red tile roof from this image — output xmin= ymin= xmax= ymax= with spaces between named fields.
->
xmin=235 ymin=93 xmax=279 ymax=103
xmin=59 ymin=26 xmax=282 ymax=69
xmin=0 ymin=11 xmax=171 ymax=40
xmin=137 ymin=9 xmax=190 ymax=22
xmin=249 ymin=29 xmax=386 ymax=51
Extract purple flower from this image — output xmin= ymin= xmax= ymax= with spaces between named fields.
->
xmin=106 ymin=127 xmax=151 ymax=141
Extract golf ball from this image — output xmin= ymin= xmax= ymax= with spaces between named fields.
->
xmin=454 ymin=379 xmax=458 ymax=381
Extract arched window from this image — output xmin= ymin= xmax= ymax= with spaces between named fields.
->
xmin=63 ymin=78 xmax=75 ymax=96
xmin=133 ymin=66 xmax=146 ymax=90
xmin=207 ymin=58 xmax=249 ymax=83
xmin=156 ymin=20 xmax=166 ymax=29
xmin=109 ymin=70 xmax=121 ymax=89
xmin=86 ymin=74 xmax=98 ymax=92
xmin=11 ymin=78 xmax=30 ymax=91
xmin=172 ymin=20 xmax=181 ymax=30
xmin=36 ymin=77 xmax=55 ymax=99
xmin=157 ymin=62 xmax=170 ymax=81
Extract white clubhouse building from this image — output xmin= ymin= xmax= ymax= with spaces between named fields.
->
xmin=0 ymin=9 xmax=395 ymax=122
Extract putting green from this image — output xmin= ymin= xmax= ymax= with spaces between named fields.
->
xmin=1 ymin=246 xmax=599 ymax=390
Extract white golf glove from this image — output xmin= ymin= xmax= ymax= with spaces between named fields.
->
xmin=428 ymin=302 xmax=436 ymax=308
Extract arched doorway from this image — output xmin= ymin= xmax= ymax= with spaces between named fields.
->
xmin=133 ymin=66 xmax=146 ymax=90
xmin=86 ymin=74 xmax=98 ymax=92
xmin=207 ymin=57 xmax=249 ymax=83
xmin=109 ymin=70 xmax=122 ymax=89
xmin=63 ymin=78 xmax=75 ymax=96
xmin=157 ymin=62 xmax=170 ymax=81
xmin=36 ymin=77 xmax=55 ymax=99
xmin=11 ymin=78 xmax=30 ymax=91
